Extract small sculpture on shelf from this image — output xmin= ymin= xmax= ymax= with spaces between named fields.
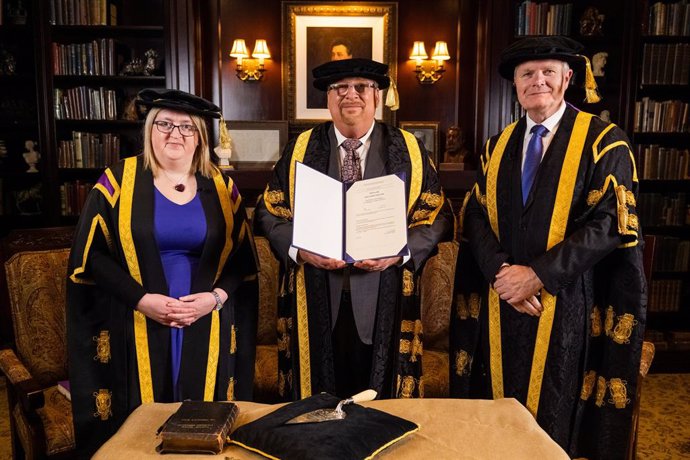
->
xmin=592 ymin=52 xmax=608 ymax=77
xmin=22 ymin=140 xmax=40 ymax=173
xmin=214 ymin=121 xmax=234 ymax=169
xmin=120 ymin=58 xmax=144 ymax=76
xmin=441 ymin=125 xmax=472 ymax=170
xmin=0 ymin=49 xmax=17 ymax=75
xmin=144 ymin=49 xmax=161 ymax=76
xmin=579 ymin=6 xmax=604 ymax=37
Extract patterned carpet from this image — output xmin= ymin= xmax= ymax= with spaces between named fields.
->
xmin=637 ymin=373 xmax=690 ymax=459
xmin=0 ymin=374 xmax=688 ymax=459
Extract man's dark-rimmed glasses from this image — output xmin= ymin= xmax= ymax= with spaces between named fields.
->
xmin=328 ymin=82 xmax=378 ymax=97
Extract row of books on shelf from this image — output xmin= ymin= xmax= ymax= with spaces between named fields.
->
xmin=648 ymin=279 xmax=682 ymax=313
xmin=647 ymin=1 xmax=690 ymax=37
xmin=49 ymin=0 xmax=117 ymax=26
xmin=514 ymin=1 xmax=573 ymax=36
xmin=54 ymin=86 xmax=118 ymax=120
xmin=640 ymin=43 xmax=690 ymax=85
xmin=651 ymin=235 xmax=690 ymax=271
xmin=633 ymin=98 xmax=689 ymax=133
xmin=645 ymin=330 xmax=690 ymax=352
xmin=58 ymin=131 xmax=120 ymax=169
xmin=637 ymin=145 xmax=690 ymax=180
xmin=60 ymin=180 xmax=92 ymax=216
xmin=52 ymin=39 xmax=117 ymax=76
xmin=638 ymin=193 xmax=688 ymax=227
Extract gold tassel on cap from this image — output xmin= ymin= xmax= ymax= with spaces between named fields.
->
xmin=385 ymin=76 xmax=400 ymax=111
xmin=579 ymin=55 xmax=601 ymax=104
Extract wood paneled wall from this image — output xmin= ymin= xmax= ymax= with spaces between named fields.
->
xmin=197 ymin=0 xmax=483 ymax=154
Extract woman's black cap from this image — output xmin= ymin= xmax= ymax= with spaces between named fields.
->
xmin=136 ymin=88 xmax=221 ymax=119
xmin=498 ymin=36 xmax=585 ymax=80
xmin=312 ymin=58 xmax=390 ymax=91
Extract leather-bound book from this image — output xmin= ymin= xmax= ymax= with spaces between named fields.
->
xmin=156 ymin=401 xmax=239 ymax=455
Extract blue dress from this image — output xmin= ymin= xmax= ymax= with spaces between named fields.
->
xmin=154 ymin=187 xmax=206 ymax=401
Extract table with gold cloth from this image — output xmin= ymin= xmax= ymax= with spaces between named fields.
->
xmin=93 ymin=398 xmax=568 ymax=459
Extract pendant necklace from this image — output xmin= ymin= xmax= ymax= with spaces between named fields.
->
xmin=161 ymin=169 xmax=189 ymax=192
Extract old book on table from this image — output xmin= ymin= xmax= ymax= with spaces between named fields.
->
xmin=156 ymin=401 xmax=239 ymax=455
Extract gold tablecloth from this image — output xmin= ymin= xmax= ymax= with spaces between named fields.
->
xmin=94 ymin=398 xmax=568 ymax=459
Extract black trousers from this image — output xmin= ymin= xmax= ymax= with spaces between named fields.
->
xmin=332 ymin=290 xmax=373 ymax=398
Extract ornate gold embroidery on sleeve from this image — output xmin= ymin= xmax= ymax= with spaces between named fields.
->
xmin=93 ymin=389 xmax=112 ymax=420
xmin=625 ymin=190 xmax=636 ymax=206
xmin=455 ymin=349 xmax=471 ymax=376
xmin=263 ymin=188 xmax=292 ymax=219
xmin=590 ymin=306 xmax=602 ymax=337
xmin=580 ymin=370 xmax=596 ymax=400
xmin=595 ymin=376 xmax=607 ymax=407
xmin=93 ymin=331 xmax=111 ymax=363
xmin=611 ymin=313 xmax=637 ymax=344
xmin=419 ymin=192 xmax=443 ymax=208
xmin=402 ymin=269 xmax=414 ymax=296
xmin=608 ymin=378 xmax=630 ymax=408
xmin=615 ymin=185 xmax=638 ymax=236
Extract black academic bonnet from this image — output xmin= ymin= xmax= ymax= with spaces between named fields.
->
xmin=135 ymin=88 xmax=222 ymax=119
xmin=498 ymin=36 xmax=586 ymax=80
xmin=312 ymin=58 xmax=390 ymax=91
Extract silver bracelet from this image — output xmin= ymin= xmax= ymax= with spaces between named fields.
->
xmin=211 ymin=290 xmax=224 ymax=311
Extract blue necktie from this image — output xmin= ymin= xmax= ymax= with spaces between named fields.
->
xmin=522 ymin=124 xmax=548 ymax=204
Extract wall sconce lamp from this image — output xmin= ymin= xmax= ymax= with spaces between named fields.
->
xmin=410 ymin=40 xmax=450 ymax=84
xmin=229 ymin=39 xmax=271 ymax=82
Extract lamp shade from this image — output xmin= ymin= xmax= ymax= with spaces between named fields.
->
xmin=431 ymin=41 xmax=450 ymax=61
xmin=252 ymin=39 xmax=271 ymax=59
xmin=410 ymin=41 xmax=428 ymax=60
xmin=230 ymin=39 xmax=249 ymax=58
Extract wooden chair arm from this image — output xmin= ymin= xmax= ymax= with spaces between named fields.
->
xmin=0 ymin=348 xmax=46 ymax=413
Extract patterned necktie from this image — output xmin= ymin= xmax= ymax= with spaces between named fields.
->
xmin=341 ymin=138 xmax=363 ymax=183
xmin=522 ymin=124 xmax=548 ymax=205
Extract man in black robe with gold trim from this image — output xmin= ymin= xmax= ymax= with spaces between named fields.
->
xmin=451 ymin=37 xmax=646 ymax=459
xmin=254 ymin=58 xmax=453 ymax=401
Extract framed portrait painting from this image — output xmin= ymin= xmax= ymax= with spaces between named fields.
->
xmin=282 ymin=2 xmax=398 ymax=126
xmin=399 ymin=121 xmax=440 ymax=166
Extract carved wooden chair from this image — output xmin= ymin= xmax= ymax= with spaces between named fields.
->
xmin=251 ymin=236 xmax=459 ymax=401
xmin=0 ymin=227 xmax=74 ymax=459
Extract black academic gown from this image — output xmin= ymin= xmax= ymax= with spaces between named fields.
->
xmin=451 ymin=106 xmax=646 ymax=459
xmin=66 ymin=155 xmax=259 ymax=457
xmin=254 ymin=121 xmax=453 ymax=400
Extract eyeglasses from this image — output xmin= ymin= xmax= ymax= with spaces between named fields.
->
xmin=153 ymin=120 xmax=198 ymax=137
xmin=327 ymin=82 xmax=378 ymax=97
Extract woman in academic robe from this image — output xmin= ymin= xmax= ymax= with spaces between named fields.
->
xmin=66 ymin=88 xmax=259 ymax=458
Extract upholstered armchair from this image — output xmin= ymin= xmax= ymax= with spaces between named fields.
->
xmin=0 ymin=248 xmax=74 ymax=459
xmin=251 ymin=236 xmax=459 ymax=401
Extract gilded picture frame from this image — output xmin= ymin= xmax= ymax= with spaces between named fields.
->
xmin=282 ymin=2 xmax=398 ymax=126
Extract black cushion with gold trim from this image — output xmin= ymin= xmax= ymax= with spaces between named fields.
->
xmin=230 ymin=393 xmax=418 ymax=459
